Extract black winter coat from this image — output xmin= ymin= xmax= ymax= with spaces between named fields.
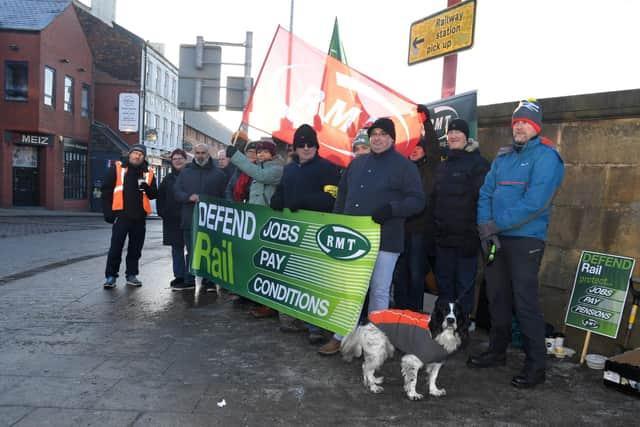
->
xmin=101 ymin=160 xmax=158 ymax=221
xmin=335 ymin=147 xmax=425 ymax=253
xmin=157 ymin=170 xmax=184 ymax=246
xmin=429 ymin=143 xmax=490 ymax=255
xmin=174 ymin=158 xmax=227 ymax=230
xmin=270 ymin=154 xmax=340 ymax=213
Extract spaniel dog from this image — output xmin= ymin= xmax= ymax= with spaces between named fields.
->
xmin=341 ymin=302 xmax=468 ymax=400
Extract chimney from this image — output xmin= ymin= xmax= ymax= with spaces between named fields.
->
xmin=149 ymin=42 xmax=166 ymax=56
xmin=91 ymin=0 xmax=117 ymax=26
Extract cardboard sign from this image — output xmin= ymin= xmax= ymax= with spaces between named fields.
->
xmin=565 ymin=251 xmax=635 ymax=338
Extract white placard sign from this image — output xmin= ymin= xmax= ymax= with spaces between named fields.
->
xmin=118 ymin=93 xmax=139 ymax=132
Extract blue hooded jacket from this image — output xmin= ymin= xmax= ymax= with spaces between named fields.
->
xmin=477 ymin=136 xmax=564 ymax=240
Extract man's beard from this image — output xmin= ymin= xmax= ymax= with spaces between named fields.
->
xmin=195 ymin=157 xmax=208 ymax=167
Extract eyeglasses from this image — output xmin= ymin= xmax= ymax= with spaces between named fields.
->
xmin=294 ymin=143 xmax=316 ymax=149
xmin=171 ymin=157 xmax=185 ymax=161
xmin=369 ymin=131 xmax=388 ymax=138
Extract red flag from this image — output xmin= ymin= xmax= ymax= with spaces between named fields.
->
xmin=243 ymin=26 xmax=421 ymax=168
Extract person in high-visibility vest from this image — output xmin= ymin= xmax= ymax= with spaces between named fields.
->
xmin=101 ymin=144 xmax=158 ymax=289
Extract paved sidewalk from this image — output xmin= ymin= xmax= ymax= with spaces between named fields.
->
xmin=0 ymin=208 xmax=103 ymax=217
xmin=0 ymin=221 xmax=163 ymax=282
xmin=0 ymin=245 xmax=637 ymax=426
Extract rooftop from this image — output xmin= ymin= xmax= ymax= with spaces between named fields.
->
xmin=184 ymin=111 xmax=233 ymax=145
xmin=0 ymin=0 xmax=70 ymax=31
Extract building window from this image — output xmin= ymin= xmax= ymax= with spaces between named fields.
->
xmin=64 ymin=76 xmax=73 ymax=112
xmin=155 ymin=67 xmax=160 ymax=93
xmin=164 ymin=71 xmax=169 ymax=98
xmin=171 ymin=78 xmax=176 ymax=102
xmin=64 ymin=150 xmax=87 ymax=199
xmin=163 ymin=118 xmax=168 ymax=147
xmin=81 ymin=84 xmax=90 ymax=118
xmin=178 ymin=124 xmax=183 ymax=143
xmin=156 ymin=114 xmax=162 ymax=145
xmin=44 ymin=66 xmax=55 ymax=107
xmin=146 ymin=62 xmax=153 ymax=89
xmin=4 ymin=61 xmax=28 ymax=101
xmin=170 ymin=122 xmax=175 ymax=146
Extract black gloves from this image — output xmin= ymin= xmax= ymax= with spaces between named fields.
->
xmin=104 ymin=215 xmax=115 ymax=224
xmin=478 ymin=221 xmax=501 ymax=264
xmin=226 ymin=145 xmax=238 ymax=159
xmin=288 ymin=200 xmax=301 ymax=212
xmin=478 ymin=221 xmax=499 ymax=240
xmin=270 ymin=197 xmax=284 ymax=211
xmin=139 ymin=182 xmax=150 ymax=192
xmin=372 ymin=204 xmax=393 ymax=224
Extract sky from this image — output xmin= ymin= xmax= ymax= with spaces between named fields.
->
xmin=107 ymin=0 xmax=640 ymax=134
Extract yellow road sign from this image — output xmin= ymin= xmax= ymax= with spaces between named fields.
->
xmin=408 ymin=0 xmax=476 ymax=65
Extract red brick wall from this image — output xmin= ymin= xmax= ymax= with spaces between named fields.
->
xmin=39 ymin=6 xmax=93 ymax=140
xmin=0 ymin=5 xmax=93 ymax=209
xmin=94 ymin=82 xmax=140 ymax=147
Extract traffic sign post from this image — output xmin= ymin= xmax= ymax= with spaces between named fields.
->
xmin=408 ymin=0 xmax=476 ymax=66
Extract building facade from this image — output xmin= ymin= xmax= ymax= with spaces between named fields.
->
xmin=142 ymin=44 xmax=183 ymax=182
xmin=75 ymin=1 xmax=182 ymax=208
xmin=183 ymin=111 xmax=232 ymax=157
xmin=0 ymin=0 xmax=93 ymax=210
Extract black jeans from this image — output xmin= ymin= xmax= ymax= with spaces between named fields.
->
xmin=393 ymin=232 xmax=430 ymax=311
xmin=105 ymin=216 xmax=146 ymax=278
xmin=484 ymin=236 xmax=546 ymax=373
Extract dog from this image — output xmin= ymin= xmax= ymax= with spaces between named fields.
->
xmin=340 ymin=301 xmax=468 ymax=400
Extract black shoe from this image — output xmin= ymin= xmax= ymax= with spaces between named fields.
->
xmin=126 ymin=275 xmax=142 ymax=287
xmin=308 ymin=329 xmax=325 ymax=344
xmin=467 ymin=351 xmax=506 ymax=368
xmin=103 ymin=277 xmax=116 ymax=289
xmin=171 ymin=280 xmax=195 ymax=291
xmin=511 ymin=371 xmax=545 ymax=389
xmin=170 ymin=277 xmax=183 ymax=286
xmin=202 ymin=279 xmax=217 ymax=293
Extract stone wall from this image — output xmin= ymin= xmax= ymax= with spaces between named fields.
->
xmin=477 ymin=89 xmax=640 ymax=354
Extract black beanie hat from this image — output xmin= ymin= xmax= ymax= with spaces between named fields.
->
xmin=293 ymin=124 xmax=319 ymax=148
xmin=512 ymin=99 xmax=542 ymax=133
xmin=129 ymin=143 xmax=147 ymax=156
xmin=447 ymin=119 xmax=470 ymax=140
xmin=367 ymin=117 xmax=396 ymax=141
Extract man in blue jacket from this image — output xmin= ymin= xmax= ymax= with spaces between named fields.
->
xmin=467 ymin=100 xmax=564 ymax=389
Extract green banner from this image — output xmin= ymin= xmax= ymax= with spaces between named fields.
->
xmin=190 ymin=196 xmax=380 ymax=336
xmin=564 ymin=250 xmax=635 ymax=338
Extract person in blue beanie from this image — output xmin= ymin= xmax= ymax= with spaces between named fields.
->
xmin=467 ymin=99 xmax=564 ymax=389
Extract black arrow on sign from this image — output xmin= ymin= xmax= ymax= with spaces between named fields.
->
xmin=413 ymin=37 xmax=425 ymax=49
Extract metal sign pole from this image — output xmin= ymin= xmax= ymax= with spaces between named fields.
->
xmin=441 ymin=0 xmax=460 ymax=99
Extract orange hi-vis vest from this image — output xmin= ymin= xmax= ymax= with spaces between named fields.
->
xmin=112 ymin=161 xmax=154 ymax=214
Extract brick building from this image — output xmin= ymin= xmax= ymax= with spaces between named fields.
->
xmin=183 ymin=111 xmax=232 ymax=156
xmin=74 ymin=1 xmax=183 ymax=201
xmin=0 ymin=0 xmax=93 ymax=210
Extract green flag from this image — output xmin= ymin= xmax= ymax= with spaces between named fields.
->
xmin=328 ymin=17 xmax=348 ymax=63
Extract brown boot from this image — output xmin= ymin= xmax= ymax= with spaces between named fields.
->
xmin=250 ymin=305 xmax=277 ymax=318
xmin=318 ymin=338 xmax=341 ymax=356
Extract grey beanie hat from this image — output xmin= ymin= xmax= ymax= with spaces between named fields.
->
xmin=129 ymin=143 xmax=147 ymax=156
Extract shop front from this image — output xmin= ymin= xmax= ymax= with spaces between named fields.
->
xmin=6 ymin=131 xmax=53 ymax=206
xmin=1 ymin=131 xmax=89 ymax=210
